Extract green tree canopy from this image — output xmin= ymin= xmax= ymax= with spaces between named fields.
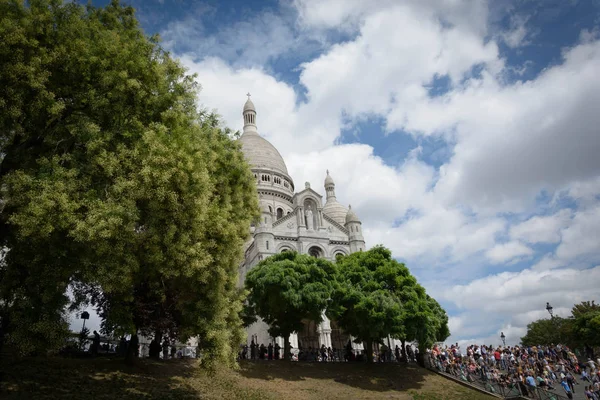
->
xmin=571 ymin=301 xmax=600 ymax=349
xmin=0 ymin=0 xmax=258 ymax=366
xmin=401 ymin=294 xmax=450 ymax=355
xmin=520 ymin=317 xmax=574 ymax=348
xmin=329 ymin=246 xmax=449 ymax=362
xmin=244 ymin=251 xmax=336 ymax=360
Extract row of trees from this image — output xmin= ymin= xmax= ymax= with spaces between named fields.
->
xmin=521 ymin=301 xmax=600 ymax=350
xmin=244 ymin=247 xmax=450 ymax=363
xmin=0 ymin=0 xmax=258 ymax=367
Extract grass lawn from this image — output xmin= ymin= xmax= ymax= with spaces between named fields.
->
xmin=1 ymin=356 xmax=494 ymax=400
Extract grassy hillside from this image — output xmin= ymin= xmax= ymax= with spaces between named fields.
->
xmin=1 ymin=357 xmax=493 ymax=400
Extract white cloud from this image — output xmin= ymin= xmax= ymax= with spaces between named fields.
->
xmin=486 ymin=241 xmax=534 ymax=264
xmin=298 ymin=4 xmax=499 ymax=123
xmin=161 ymin=6 xmax=307 ymax=67
xmin=510 ymin=209 xmax=572 ymax=244
xmin=556 ymin=204 xmax=600 ymax=262
xmin=444 ymin=266 xmax=600 ymax=315
xmin=405 ymin=40 xmax=600 ymax=213
xmin=500 ymin=14 xmax=531 ymax=48
xmin=293 ymin=0 xmax=489 ymax=38
xmin=531 ymin=255 xmax=564 ymax=271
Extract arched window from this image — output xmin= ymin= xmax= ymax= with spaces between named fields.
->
xmin=266 ymin=241 xmax=269 ymax=250
xmin=268 ymin=205 xmax=273 ymax=213
xmin=308 ymin=246 xmax=322 ymax=258
xmin=276 ymin=208 xmax=283 ymax=220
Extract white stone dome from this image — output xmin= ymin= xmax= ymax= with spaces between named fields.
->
xmin=323 ymin=199 xmax=347 ymax=225
xmin=239 ymin=132 xmax=289 ymax=175
xmin=324 ymin=170 xmax=334 ymax=186
xmin=243 ymin=97 xmax=256 ymax=112
xmin=345 ymin=205 xmax=360 ymax=224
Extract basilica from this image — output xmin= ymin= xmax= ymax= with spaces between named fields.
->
xmin=238 ymin=95 xmax=366 ymax=352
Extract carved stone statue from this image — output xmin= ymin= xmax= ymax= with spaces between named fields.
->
xmin=305 ymin=206 xmax=314 ymax=230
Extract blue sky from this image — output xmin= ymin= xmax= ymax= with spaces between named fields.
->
xmin=80 ymin=0 xmax=600 ymax=346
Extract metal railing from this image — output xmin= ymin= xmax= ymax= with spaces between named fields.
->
xmin=525 ymin=386 xmax=569 ymax=400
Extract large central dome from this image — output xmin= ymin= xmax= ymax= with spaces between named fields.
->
xmin=239 ymin=132 xmax=289 ymax=174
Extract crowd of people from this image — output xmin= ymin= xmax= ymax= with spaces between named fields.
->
xmin=239 ymin=339 xmax=419 ymax=363
xmin=428 ymin=342 xmax=600 ymax=399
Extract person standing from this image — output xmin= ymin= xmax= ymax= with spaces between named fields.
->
xmin=320 ymin=344 xmax=327 ymax=362
xmin=345 ymin=340 xmax=352 ymax=362
xmin=561 ymin=377 xmax=574 ymax=399
xmin=162 ymin=339 xmax=169 ymax=360
xmin=91 ymin=330 xmax=100 ymax=356
xmin=250 ymin=339 xmax=257 ymax=360
xmin=259 ymin=343 xmax=266 ymax=359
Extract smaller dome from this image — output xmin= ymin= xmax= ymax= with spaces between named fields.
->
xmin=243 ymin=97 xmax=256 ymax=112
xmin=345 ymin=205 xmax=360 ymax=224
xmin=323 ymin=198 xmax=347 ymax=225
xmin=324 ymin=170 xmax=334 ymax=187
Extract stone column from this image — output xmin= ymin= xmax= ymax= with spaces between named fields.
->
xmin=317 ymin=209 xmax=325 ymax=230
xmin=297 ymin=206 xmax=305 ymax=227
xmin=289 ymin=333 xmax=298 ymax=350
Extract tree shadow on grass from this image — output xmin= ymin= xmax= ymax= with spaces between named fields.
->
xmin=0 ymin=356 xmax=200 ymax=400
xmin=238 ymin=360 xmax=432 ymax=393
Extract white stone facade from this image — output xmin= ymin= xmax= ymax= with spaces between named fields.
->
xmin=237 ymin=95 xmax=366 ymax=352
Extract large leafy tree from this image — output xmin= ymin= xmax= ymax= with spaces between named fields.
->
xmin=520 ymin=317 xmax=573 ymax=347
xmin=0 ymin=0 xmax=258 ymax=366
xmin=329 ymin=246 xmax=449 ymax=363
xmin=400 ymin=294 xmax=450 ymax=359
xmin=571 ymin=301 xmax=600 ymax=349
xmin=244 ymin=251 xmax=336 ymax=360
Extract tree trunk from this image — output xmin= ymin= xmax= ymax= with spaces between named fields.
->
xmin=417 ymin=344 xmax=425 ymax=367
xmin=365 ymin=340 xmax=373 ymax=363
xmin=401 ymin=339 xmax=407 ymax=363
xmin=125 ymin=333 xmax=139 ymax=365
xmin=283 ymin=335 xmax=291 ymax=361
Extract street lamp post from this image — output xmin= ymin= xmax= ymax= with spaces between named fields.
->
xmin=80 ymin=311 xmax=90 ymax=332
xmin=500 ymin=332 xmax=506 ymax=346
xmin=546 ymin=302 xmax=562 ymax=343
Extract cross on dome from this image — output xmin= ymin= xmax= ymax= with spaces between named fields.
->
xmin=246 ymin=92 xmax=251 ymax=98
